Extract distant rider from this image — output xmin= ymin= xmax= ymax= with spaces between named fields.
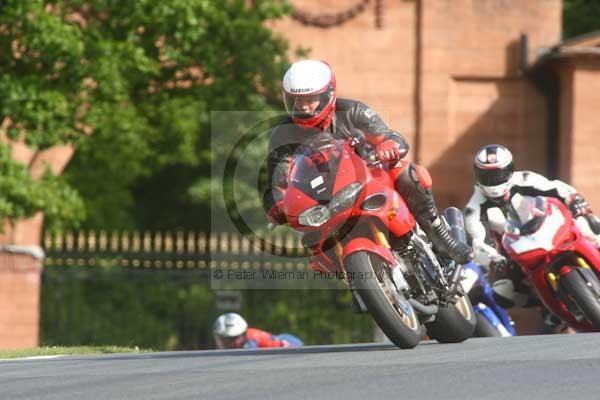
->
xmin=213 ymin=313 xmax=303 ymax=349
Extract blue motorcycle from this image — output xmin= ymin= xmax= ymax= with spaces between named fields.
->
xmin=444 ymin=207 xmax=515 ymax=337
xmin=461 ymin=261 xmax=516 ymax=337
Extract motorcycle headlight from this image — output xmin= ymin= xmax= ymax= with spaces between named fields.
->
xmin=298 ymin=205 xmax=331 ymax=227
xmin=329 ymin=182 xmax=363 ymax=214
xmin=297 ymin=183 xmax=362 ymax=227
xmin=360 ymin=192 xmax=387 ymax=211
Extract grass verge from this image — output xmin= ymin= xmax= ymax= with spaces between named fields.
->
xmin=0 ymin=346 xmax=149 ymax=359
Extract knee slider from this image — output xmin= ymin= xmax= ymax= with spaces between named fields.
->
xmin=409 ymin=164 xmax=432 ymax=190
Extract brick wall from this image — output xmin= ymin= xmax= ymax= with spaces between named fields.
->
xmin=0 ymin=250 xmax=42 ymax=349
xmin=271 ymin=0 xmax=562 ymax=210
xmin=270 ymin=0 xmax=417 ymax=150
xmin=419 ymin=0 xmax=561 ymax=209
xmin=570 ymin=59 xmax=600 ymax=209
xmin=541 ymin=55 xmax=600 ymax=210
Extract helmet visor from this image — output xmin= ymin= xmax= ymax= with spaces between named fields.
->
xmin=283 ymin=88 xmax=333 ymax=120
xmin=215 ymin=333 xmax=246 ymax=349
xmin=475 ymin=161 xmax=514 ymax=187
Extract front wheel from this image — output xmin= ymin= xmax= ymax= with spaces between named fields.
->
xmin=345 ymin=251 xmax=422 ymax=349
xmin=425 ymin=291 xmax=476 ymax=343
xmin=560 ymin=268 xmax=600 ymax=329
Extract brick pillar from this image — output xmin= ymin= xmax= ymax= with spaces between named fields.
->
xmin=0 ymin=246 xmax=44 ymax=349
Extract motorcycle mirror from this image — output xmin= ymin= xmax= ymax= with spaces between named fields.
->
xmin=349 ymin=128 xmax=379 ymax=165
xmin=487 ymin=207 xmax=507 ymax=234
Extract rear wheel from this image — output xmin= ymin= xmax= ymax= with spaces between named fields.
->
xmin=560 ymin=268 xmax=600 ymax=329
xmin=425 ymin=292 xmax=476 ymax=343
xmin=345 ymin=251 xmax=422 ymax=349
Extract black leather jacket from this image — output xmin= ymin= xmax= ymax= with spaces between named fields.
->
xmin=263 ymin=98 xmax=409 ymax=212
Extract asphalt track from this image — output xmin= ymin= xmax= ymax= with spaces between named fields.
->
xmin=1 ymin=333 xmax=599 ymax=400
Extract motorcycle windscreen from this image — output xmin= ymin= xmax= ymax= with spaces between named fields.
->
xmin=289 ymin=134 xmax=344 ymax=203
xmin=506 ymin=195 xmax=547 ymax=235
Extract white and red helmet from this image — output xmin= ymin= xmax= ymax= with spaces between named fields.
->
xmin=213 ymin=313 xmax=248 ymax=349
xmin=474 ymin=144 xmax=515 ymax=199
xmin=282 ymin=60 xmax=336 ymax=129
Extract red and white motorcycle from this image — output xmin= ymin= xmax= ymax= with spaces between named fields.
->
xmin=276 ymin=131 xmax=476 ymax=349
xmin=488 ymin=194 xmax=600 ymax=331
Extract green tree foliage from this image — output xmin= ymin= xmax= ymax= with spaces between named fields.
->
xmin=563 ymin=0 xmax=600 ymax=39
xmin=0 ymin=1 xmax=88 ymax=227
xmin=0 ymin=0 xmax=291 ymax=230
xmin=0 ymin=145 xmax=83 ymax=228
xmin=62 ymin=0 xmax=291 ymax=230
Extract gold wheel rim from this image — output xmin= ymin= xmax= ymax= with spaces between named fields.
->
xmin=373 ymin=258 xmax=420 ymax=331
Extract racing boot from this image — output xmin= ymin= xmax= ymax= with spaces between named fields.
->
xmin=422 ymin=210 xmax=474 ymax=265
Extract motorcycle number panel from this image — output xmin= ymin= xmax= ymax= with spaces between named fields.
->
xmin=508 ymin=205 xmax=565 ymax=254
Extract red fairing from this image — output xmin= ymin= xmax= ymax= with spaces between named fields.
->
xmin=279 ymin=134 xmax=418 ymax=281
xmin=283 ymin=186 xmax=318 ymax=228
xmin=387 ymin=191 xmax=416 ymax=237
xmin=503 ymin=199 xmax=588 ymax=270
xmin=501 ymin=197 xmax=600 ymax=331
xmin=332 ymin=148 xmax=363 ymax=194
xmin=343 ymin=237 xmax=396 ymax=265
xmin=343 ymin=147 xmax=416 ymax=237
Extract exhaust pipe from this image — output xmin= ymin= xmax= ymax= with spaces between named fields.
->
xmin=409 ymin=298 xmax=438 ymax=315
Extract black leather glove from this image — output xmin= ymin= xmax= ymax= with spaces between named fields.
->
xmin=488 ymin=257 xmax=509 ymax=282
xmin=568 ymin=193 xmax=592 ymax=219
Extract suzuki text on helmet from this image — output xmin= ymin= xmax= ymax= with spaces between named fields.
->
xmin=282 ymin=60 xmax=336 ymax=129
xmin=474 ymin=144 xmax=514 ymax=199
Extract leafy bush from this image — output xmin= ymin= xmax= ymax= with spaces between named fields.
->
xmin=40 ymin=266 xmax=373 ymax=350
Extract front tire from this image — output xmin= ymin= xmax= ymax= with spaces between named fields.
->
xmin=560 ymin=268 xmax=600 ymax=329
xmin=425 ymin=292 xmax=476 ymax=343
xmin=345 ymin=251 xmax=422 ymax=349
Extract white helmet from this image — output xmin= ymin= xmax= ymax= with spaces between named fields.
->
xmin=213 ymin=313 xmax=248 ymax=349
xmin=474 ymin=144 xmax=514 ymax=199
xmin=282 ymin=59 xmax=336 ymax=129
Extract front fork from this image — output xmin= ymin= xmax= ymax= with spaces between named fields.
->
xmin=547 ymin=257 xmax=600 ymax=292
xmin=447 ymin=261 xmax=466 ymax=298
xmin=368 ymin=221 xmax=457 ymax=305
xmin=547 ymin=257 xmax=600 ymax=319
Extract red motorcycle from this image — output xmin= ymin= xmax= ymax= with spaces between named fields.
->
xmin=279 ymin=132 xmax=475 ymax=349
xmin=488 ymin=194 xmax=600 ymax=331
